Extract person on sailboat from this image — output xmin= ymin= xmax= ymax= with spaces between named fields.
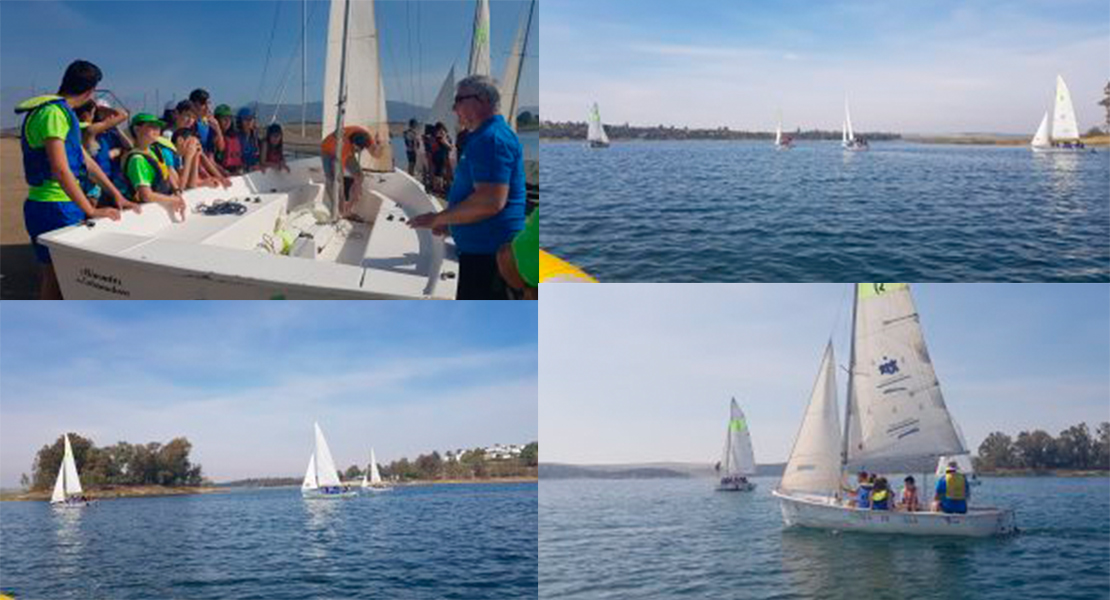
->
xmin=847 ymin=471 xmax=873 ymax=508
xmin=260 ymin=124 xmax=289 ymax=173
xmin=18 ymin=59 xmax=133 ymax=299
xmin=935 ymin=461 xmax=970 ymax=514
xmin=124 ymin=113 xmax=187 ymax=222
xmin=900 ymin=476 xmax=920 ymax=512
xmin=870 ymin=477 xmax=892 ymax=510
xmin=188 ymin=88 xmax=225 ymax=160
xmin=403 ymin=118 xmax=420 ymax=176
xmin=320 ymin=125 xmax=379 ymax=220
xmin=408 ymin=75 xmax=527 ymax=300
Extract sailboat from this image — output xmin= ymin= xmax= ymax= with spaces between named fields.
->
xmin=360 ymin=447 xmax=393 ymax=492
xmin=586 ymin=103 xmax=610 ymax=148
xmin=303 ymin=422 xmax=356 ymax=499
xmin=772 ymin=284 xmax=1016 ymax=537
xmin=500 ymin=0 xmax=535 ymax=132
xmin=716 ymin=398 xmax=757 ymax=492
xmin=842 ymin=99 xmax=868 ymax=151
xmin=1031 ymin=75 xmax=1087 ymax=152
xmin=51 ymin=434 xmax=88 ymax=508
xmin=774 ymin=110 xmax=793 ymax=150
xmin=40 ymin=0 xmax=459 ymax=300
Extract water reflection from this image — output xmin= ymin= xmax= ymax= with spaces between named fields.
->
xmin=1034 ymin=152 xmax=1082 ymax=197
xmin=52 ymin=507 xmax=85 ymax=578
xmin=301 ymin=499 xmax=342 ymax=562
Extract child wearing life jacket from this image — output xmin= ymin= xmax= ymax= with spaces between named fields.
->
xmin=213 ymin=104 xmax=243 ymax=175
xmin=17 ymin=60 xmax=136 ymax=298
xmin=900 ymin=475 xmax=920 ymax=512
xmin=260 ymin=123 xmax=289 ymax=173
xmin=870 ymin=477 xmax=891 ymax=510
xmin=173 ymin=100 xmax=231 ymax=188
xmin=237 ymin=108 xmax=261 ymax=172
xmin=171 ymin=129 xmax=219 ymax=190
xmin=124 ymin=113 xmax=186 ymax=222
xmin=188 ymin=88 xmax=225 ymax=159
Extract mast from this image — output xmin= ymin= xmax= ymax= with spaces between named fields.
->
xmin=506 ymin=0 xmax=536 ymax=131
xmin=301 ymin=0 xmax=307 ymax=137
xmin=332 ymin=0 xmax=352 ymax=222
xmin=839 ymin=283 xmax=858 ymax=473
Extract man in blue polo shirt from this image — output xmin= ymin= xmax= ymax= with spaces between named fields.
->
xmin=409 ymin=75 xmax=526 ymax=300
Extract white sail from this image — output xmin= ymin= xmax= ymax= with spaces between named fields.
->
xmin=369 ymin=447 xmax=382 ymax=484
xmin=323 ymin=0 xmax=392 ymax=172
xmin=780 ymin=343 xmax=843 ymax=496
xmin=587 ymin=103 xmax=610 ymax=145
xmin=775 ymin=112 xmax=783 ymax=146
xmin=844 ymin=99 xmax=855 ymax=144
xmin=51 ymin=434 xmax=83 ymax=503
xmin=936 ymin=454 xmax=975 ymax=477
xmin=845 ymin=284 xmax=966 ymax=473
xmin=428 ymin=65 xmax=458 ymax=135
xmin=1031 ymin=112 xmax=1051 ymax=147
xmin=302 ymin=453 xmax=317 ymax=490
xmin=500 ymin=1 xmax=535 ymax=131
xmin=722 ymin=399 xmax=757 ymax=477
xmin=468 ymin=0 xmax=491 ymax=77
xmin=1051 ymin=75 xmax=1080 ymax=141
xmin=313 ymin=422 xmax=343 ymax=487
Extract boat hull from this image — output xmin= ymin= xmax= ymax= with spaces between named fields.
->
xmin=772 ymin=490 xmax=1015 ymax=537
xmin=1031 ymin=145 xmax=1088 ymax=153
xmin=302 ymin=488 xmax=358 ymax=499
xmin=362 ymin=486 xmax=394 ymax=493
xmin=717 ymin=480 xmax=756 ymax=492
xmin=587 ymin=141 xmax=610 ymax=149
xmin=50 ymin=500 xmax=89 ymax=508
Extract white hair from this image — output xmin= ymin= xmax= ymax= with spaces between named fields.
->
xmin=457 ymin=75 xmax=500 ymax=111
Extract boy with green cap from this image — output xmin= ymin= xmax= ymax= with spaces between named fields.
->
xmin=124 ymin=113 xmax=187 ymax=222
xmin=16 ymin=59 xmax=137 ymax=299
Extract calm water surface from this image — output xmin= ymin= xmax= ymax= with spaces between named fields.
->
xmin=541 ymin=141 xmax=1110 ymax=282
xmin=1 ymin=483 xmax=537 ymax=599
xmin=540 ymin=477 xmax=1109 ymax=599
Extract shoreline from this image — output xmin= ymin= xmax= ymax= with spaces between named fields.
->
xmin=540 ymin=134 xmax=1110 ymax=146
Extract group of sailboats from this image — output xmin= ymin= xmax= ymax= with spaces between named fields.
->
xmin=302 ymin=422 xmax=392 ymax=499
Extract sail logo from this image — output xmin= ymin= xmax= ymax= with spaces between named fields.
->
xmin=873 ymin=283 xmax=886 ymax=295
xmin=878 ymin=357 xmax=899 ymax=376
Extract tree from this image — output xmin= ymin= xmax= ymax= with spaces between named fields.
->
xmin=1013 ymin=430 xmax=1057 ymax=469
xmin=19 ymin=473 xmax=29 ymax=490
xmin=1100 ymin=81 xmax=1110 ymax=131
xmin=1056 ymin=423 xmax=1093 ymax=470
xmin=977 ymin=432 xmax=1015 ymax=470
xmin=520 ymin=442 xmax=538 ymax=467
xmin=344 ymin=465 xmax=362 ymax=481
xmin=31 ymin=433 xmax=95 ymax=491
xmin=1097 ymin=422 xmax=1110 ymax=470
xmin=415 ymin=451 xmax=443 ymax=479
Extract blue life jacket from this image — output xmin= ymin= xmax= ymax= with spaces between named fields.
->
xmin=857 ymin=484 xmax=873 ymax=508
xmin=16 ymin=95 xmax=87 ymax=191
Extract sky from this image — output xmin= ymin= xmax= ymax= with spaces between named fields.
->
xmin=0 ymin=302 xmax=537 ymax=487
xmin=541 ymin=0 xmax=1110 ymax=134
xmin=0 ymin=0 xmax=538 ymax=128
xmin=540 ymin=284 xmax=1110 ymax=466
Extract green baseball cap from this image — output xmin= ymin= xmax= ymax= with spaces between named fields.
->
xmin=214 ymin=104 xmax=232 ymax=117
xmin=130 ymin=113 xmax=166 ymax=129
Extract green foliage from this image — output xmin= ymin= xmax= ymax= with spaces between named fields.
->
xmin=977 ymin=422 xmax=1109 ymax=471
xmin=383 ymin=445 xmax=538 ymax=481
xmin=521 ymin=442 xmax=538 ymax=467
xmin=344 ymin=465 xmax=363 ymax=481
xmin=30 ymin=434 xmax=204 ymax=491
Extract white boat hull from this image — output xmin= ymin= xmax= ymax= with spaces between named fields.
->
xmin=362 ymin=486 xmax=394 ymax=493
xmin=717 ymin=480 xmax=756 ymax=492
xmin=772 ymin=490 xmax=1015 ymax=537
xmin=51 ymin=500 xmax=89 ymax=508
xmin=302 ymin=488 xmax=358 ymax=499
xmin=1031 ymin=145 xmax=1088 ymax=154
xmin=41 ymin=158 xmax=458 ymax=300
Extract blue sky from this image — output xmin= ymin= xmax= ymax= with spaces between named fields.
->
xmin=542 ymin=0 xmax=1110 ymax=134
xmin=540 ymin=284 xmax=1110 ymax=465
xmin=0 ymin=302 xmax=537 ymax=487
xmin=0 ymin=0 xmax=538 ymax=128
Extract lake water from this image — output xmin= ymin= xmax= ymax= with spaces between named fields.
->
xmin=541 ymin=141 xmax=1110 ymax=282
xmin=540 ymin=477 xmax=1110 ymax=600
xmin=0 ymin=483 xmax=537 ymax=599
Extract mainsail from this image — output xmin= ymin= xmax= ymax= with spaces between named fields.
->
xmin=428 ymin=65 xmax=459 ymax=134
xmin=1051 ymin=75 xmax=1080 ymax=141
xmin=587 ymin=103 xmax=610 ymax=145
xmin=51 ymin=434 xmax=83 ymax=503
xmin=843 ymin=99 xmax=855 ymax=144
xmin=721 ymin=399 xmax=757 ymax=477
xmin=323 ymin=0 xmax=392 ymax=172
xmin=468 ymin=0 xmax=491 ymax=77
xmin=303 ymin=422 xmax=342 ymax=490
xmin=843 ymin=284 xmax=966 ymax=473
xmin=775 ymin=112 xmax=783 ymax=146
xmin=780 ymin=343 xmax=843 ymax=496
xmin=369 ymin=448 xmax=382 ymax=484
xmin=501 ymin=0 xmax=535 ymax=131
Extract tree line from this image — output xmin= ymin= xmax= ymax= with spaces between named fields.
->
xmin=343 ymin=443 xmax=538 ymax=482
xmin=24 ymin=433 xmax=204 ymax=491
xmin=976 ymin=422 xmax=1110 ymax=472
xmin=540 ymin=120 xmax=902 ymax=142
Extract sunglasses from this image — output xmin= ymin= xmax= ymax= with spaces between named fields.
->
xmin=453 ymin=93 xmax=479 ymax=106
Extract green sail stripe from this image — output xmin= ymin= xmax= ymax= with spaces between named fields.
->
xmin=729 ymin=418 xmax=747 ymax=432
xmin=857 ymin=283 xmax=908 ymax=299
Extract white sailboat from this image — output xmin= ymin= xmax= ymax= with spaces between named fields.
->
xmin=774 ymin=110 xmax=793 ymax=150
xmin=51 ymin=434 xmax=87 ymax=508
xmin=361 ymin=447 xmax=393 ymax=492
xmin=717 ymin=398 xmax=757 ymax=491
xmin=586 ymin=103 xmax=610 ymax=148
xmin=842 ymin=99 xmax=868 ymax=151
xmin=500 ymin=0 xmax=536 ymax=132
xmin=772 ymin=284 xmax=1016 ymax=537
xmin=303 ymin=422 xmax=356 ymax=499
xmin=468 ymin=0 xmax=492 ymax=77
xmin=40 ymin=0 xmax=459 ymax=300
xmin=1031 ymin=75 xmax=1087 ymax=152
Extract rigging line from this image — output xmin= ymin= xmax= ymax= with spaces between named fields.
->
xmin=405 ymin=1 xmax=416 ymax=109
xmin=269 ymin=0 xmax=321 ymax=125
xmin=255 ymin=1 xmax=283 ymax=107
xmin=382 ymin=5 xmax=404 ymax=117
xmin=417 ymin=0 xmax=424 ymax=109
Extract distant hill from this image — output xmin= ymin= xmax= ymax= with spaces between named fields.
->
xmin=540 ymin=462 xmax=785 ymax=480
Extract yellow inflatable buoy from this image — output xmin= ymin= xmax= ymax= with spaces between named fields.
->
xmin=539 ymin=250 xmax=597 ymax=283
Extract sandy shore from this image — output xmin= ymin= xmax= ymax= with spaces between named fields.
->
xmin=1 ymin=136 xmax=37 ymax=300
xmin=0 ymin=485 xmax=224 ymax=502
